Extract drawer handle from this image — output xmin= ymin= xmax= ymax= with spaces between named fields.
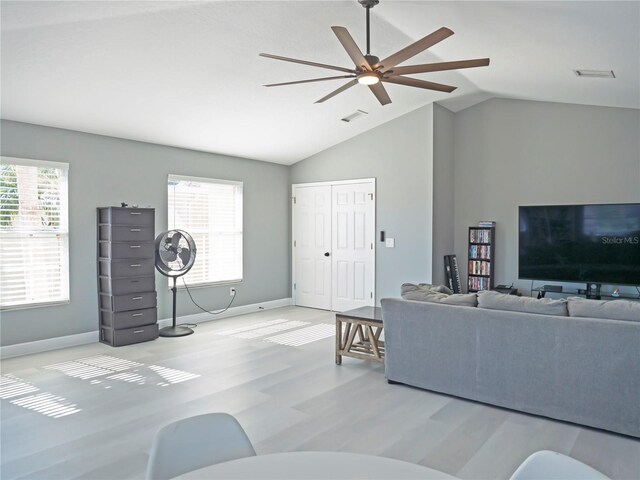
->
xmin=133 ymin=329 xmax=145 ymax=333
xmin=130 ymin=212 xmax=142 ymax=215
xmin=130 ymin=228 xmax=141 ymax=232
xmin=129 ymin=245 xmax=141 ymax=249
xmin=130 ymin=264 xmax=142 ymax=267
xmin=132 ymin=313 xmax=143 ymax=317
xmin=132 ymin=296 xmax=143 ymax=300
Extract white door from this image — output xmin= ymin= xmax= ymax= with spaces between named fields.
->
xmin=293 ymin=180 xmax=376 ymax=311
xmin=293 ymin=185 xmax=332 ymax=309
xmin=331 ymin=182 xmax=375 ymax=311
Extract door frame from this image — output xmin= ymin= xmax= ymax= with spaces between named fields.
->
xmin=292 ymin=178 xmax=376 ymax=310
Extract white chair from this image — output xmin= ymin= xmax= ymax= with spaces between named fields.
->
xmin=510 ymin=450 xmax=610 ymax=480
xmin=146 ymin=412 xmax=256 ymax=480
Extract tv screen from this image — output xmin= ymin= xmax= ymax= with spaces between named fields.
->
xmin=519 ymin=203 xmax=640 ymax=285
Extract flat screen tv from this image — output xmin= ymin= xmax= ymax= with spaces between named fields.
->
xmin=519 ymin=203 xmax=640 ymax=285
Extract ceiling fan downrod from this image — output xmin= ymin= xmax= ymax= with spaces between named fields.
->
xmin=359 ymin=0 xmax=380 ymax=65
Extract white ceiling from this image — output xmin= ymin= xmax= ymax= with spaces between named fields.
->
xmin=2 ymin=1 xmax=638 ymax=165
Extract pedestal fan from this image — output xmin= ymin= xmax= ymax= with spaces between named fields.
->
xmin=154 ymin=230 xmax=197 ymax=337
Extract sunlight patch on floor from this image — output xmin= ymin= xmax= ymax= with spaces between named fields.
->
xmin=10 ymin=392 xmax=80 ymax=418
xmin=265 ymin=323 xmax=334 ymax=347
xmin=233 ymin=320 xmax=310 ymax=339
xmin=148 ymin=365 xmax=201 ymax=385
xmin=43 ymin=355 xmax=143 ymax=380
xmin=0 ymin=375 xmax=39 ymax=399
xmin=215 ymin=318 xmax=291 ymax=336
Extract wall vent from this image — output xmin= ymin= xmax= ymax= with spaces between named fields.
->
xmin=574 ymin=70 xmax=615 ymax=78
xmin=341 ymin=110 xmax=368 ymax=122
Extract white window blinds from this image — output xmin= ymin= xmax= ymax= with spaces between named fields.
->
xmin=168 ymin=175 xmax=243 ymax=286
xmin=0 ymin=157 xmax=70 ymax=309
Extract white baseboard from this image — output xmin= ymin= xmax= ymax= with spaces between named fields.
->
xmin=157 ymin=297 xmax=292 ymax=328
xmin=0 ymin=297 xmax=293 ymax=360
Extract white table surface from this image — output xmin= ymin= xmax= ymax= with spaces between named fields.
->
xmin=176 ymin=451 xmax=458 ymax=479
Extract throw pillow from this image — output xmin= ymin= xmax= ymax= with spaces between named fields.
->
xmin=477 ymin=290 xmax=568 ymax=316
xmin=567 ymin=297 xmax=640 ymax=322
xmin=401 ymin=284 xmax=477 ymax=306
xmin=401 ymin=283 xmax=453 ymax=297
xmin=418 ymin=283 xmax=453 ymax=295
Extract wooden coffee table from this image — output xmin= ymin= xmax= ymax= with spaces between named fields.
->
xmin=335 ymin=306 xmax=384 ymax=365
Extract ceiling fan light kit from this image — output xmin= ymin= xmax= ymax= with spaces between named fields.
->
xmin=260 ymin=0 xmax=489 ymax=106
xmin=358 ymin=72 xmax=380 ymax=85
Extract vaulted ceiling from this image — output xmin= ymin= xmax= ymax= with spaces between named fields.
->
xmin=2 ymin=1 xmax=638 ymax=164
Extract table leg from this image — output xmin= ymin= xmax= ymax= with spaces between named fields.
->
xmin=366 ymin=325 xmax=381 ymax=359
xmin=335 ymin=316 xmax=342 ymax=365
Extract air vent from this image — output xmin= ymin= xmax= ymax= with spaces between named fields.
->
xmin=574 ymin=70 xmax=615 ymax=78
xmin=341 ymin=110 xmax=368 ymax=123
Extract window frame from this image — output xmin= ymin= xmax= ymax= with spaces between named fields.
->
xmin=167 ymin=174 xmax=243 ymax=288
xmin=0 ymin=156 xmax=70 ymax=310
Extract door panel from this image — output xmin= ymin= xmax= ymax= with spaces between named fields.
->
xmin=331 ymin=183 xmax=375 ymax=312
xmin=293 ymin=186 xmax=331 ymax=309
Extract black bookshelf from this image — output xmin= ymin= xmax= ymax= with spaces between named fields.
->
xmin=468 ymin=226 xmax=495 ymax=292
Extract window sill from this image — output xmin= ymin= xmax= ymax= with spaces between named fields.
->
xmin=0 ymin=299 xmax=70 ymax=312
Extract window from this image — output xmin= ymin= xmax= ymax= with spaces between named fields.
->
xmin=168 ymin=174 xmax=243 ymax=286
xmin=0 ymin=157 xmax=70 ymax=309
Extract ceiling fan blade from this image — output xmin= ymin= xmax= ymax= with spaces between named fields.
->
xmin=379 ymin=27 xmax=454 ymax=73
xmin=331 ymin=26 xmax=372 ymax=71
xmin=383 ymin=75 xmax=457 ymax=93
xmin=264 ymin=75 xmax=356 ymax=87
xmin=315 ymin=79 xmax=359 ymax=104
xmin=259 ymin=53 xmax=357 ymax=74
xmin=368 ymin=82 xmax=392 ymax=106
xmin=389 ymin=58 xmax=490 ymax=76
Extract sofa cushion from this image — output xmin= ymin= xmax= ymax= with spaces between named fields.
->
xmin=401 ymin=284 xmax=477 ymax=306
xmin=567 ymin=297 xmax=640 ymax=322
xmin=477 ymin=290 xmax=568 ymax=316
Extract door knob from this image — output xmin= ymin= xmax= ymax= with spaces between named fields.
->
xmin=324 ymin=252 xmax=330 ymax=257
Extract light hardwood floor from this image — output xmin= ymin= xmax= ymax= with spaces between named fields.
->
xmin=1 ymin=306 xmax=638 ymax=479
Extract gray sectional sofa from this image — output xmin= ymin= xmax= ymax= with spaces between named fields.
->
xmin=381 ymin=289 xmax=640 ymax=437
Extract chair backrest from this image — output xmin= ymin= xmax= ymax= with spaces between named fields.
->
xmin=509 ymin=450 xmax=610 ymax=480
xmin=146 ymin=412 xmax=256 ymax=480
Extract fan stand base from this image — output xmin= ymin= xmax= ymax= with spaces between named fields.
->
xmin=159 ymin=325 xmax=194 ymax=337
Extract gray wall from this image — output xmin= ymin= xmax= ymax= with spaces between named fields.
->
xmin=0 ymin=120 xmax=290 ymax=346
xmin=432 ymin=104 xmax=455 ymax=287
xmin=452 ymin=98 xmax=640 ymax=295
xmin=3 ymin=97 xmax=639 ymax=346
xmin=291 ymin=105 xmax=435 ymax=303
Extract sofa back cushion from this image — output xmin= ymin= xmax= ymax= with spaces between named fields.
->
xmin=478 ymin=290 xmax=568 ymax=316
xmin=401 ymin=283 xmax=477 ymax=307
xmin=567 ymin=297 xmax=640 ymax=322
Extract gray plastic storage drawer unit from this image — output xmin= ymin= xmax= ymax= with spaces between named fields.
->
xmin=97 ymin=207 xmax=158 ymax=346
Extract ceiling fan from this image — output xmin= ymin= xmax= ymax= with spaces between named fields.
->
xmin=259 ymin=0 xmax=489 ymax=106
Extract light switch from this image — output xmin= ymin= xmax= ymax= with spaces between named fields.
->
xmin=385 ymin=238 xmax=395 ymax=248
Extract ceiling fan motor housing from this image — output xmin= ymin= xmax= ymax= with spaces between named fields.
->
xmin=364 ymin=55 xmax=380 ymax=69
xmin=358 ymin=0 xmax=379 ymax=8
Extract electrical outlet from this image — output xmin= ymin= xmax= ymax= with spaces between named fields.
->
xmin=230 ymin=287 xmax=236 ymax=296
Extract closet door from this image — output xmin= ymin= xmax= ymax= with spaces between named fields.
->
xmin=292 ymin=185 xmax=332 ymax=310
xmin=331 ymin=182 xmax=375 ymax=311
xmin=292 ymin=179 xmax=376 ymax=311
